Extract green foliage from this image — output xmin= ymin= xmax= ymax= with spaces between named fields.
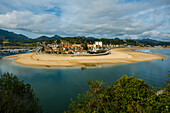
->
xmin=88 ymin=50 xmax=106 ymax=54
xmin=49 ymin=47 xmax=53 ymax=50
xmin=66 ymin=76 xmax=169 ymax=113
xmin=81 ymin=40 xmax=88 ymax=50
xmin=45 ymin=39 xmax=56 ymax=45
xmin=0 ymin=73 xmax=42 ymax=113
xmin=56 ymin=40 xmax=61 ymax=44
xmin=96 ymin=50 xmax=105 ymax=53
xmin=46 ymin=51 xmax=51 ymax=54
xmin=126 ymin=40 xmax=137 ymax=46
xmin=41 ymin=46 xmax=45 ymax=52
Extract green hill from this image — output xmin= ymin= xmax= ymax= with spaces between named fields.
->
xmin=0 ymin=29 xmax=29 ymax=40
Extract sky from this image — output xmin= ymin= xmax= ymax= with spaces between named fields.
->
xmin=0 ymin=0 xmax=170 ymax=41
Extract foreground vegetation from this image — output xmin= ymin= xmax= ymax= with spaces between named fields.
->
xmin=0 ymin=72 xmax=169 ymax=112
xmin=0 ymin=73 xmax=42 ymax=113
xmin=66 ymin=75 xmax=170 ymax=112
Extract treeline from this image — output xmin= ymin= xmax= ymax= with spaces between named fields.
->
xmin=1 ymin=36 xmax=170 ymax=47
xmin=46 ymin=37 xmax=170 ymax=47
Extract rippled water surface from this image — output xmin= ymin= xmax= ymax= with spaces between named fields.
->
xmin=0 ymin=49 xmax=169 ymax=113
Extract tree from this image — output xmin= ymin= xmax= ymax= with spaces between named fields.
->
xmin=81 ymin=40 xmax=88 ymax=50
xmin=66 ymin=75 xmax=169 ymax=113
xmin=126 ymin=40 xmax=137 ymax=45
xmin=0 ymin=73 xmax=42 ymax=113
xmin=41 ymin=46 xmax=45 ymax=52
xmin=56 ymin=39 xmax=61 ymax=44
xmin=2 ymin=39 xmax=9 ymax=46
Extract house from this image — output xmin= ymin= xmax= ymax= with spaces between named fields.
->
xmin=45 ymin=47 xmax=52 ymax=52
xmin=120 ymin=45 xmax=124 ymax=48
xmin=67 ymin=50 xmax=74 ymax=54
xmin=72 ymin=44 xmax=81 ymax=47
xmin=52 ymin=47 xmax=59 ymax=52
xmin=93 ymin=41 xmax=103 ymax=52
xmin=95 ymin=41 xmax=102 ymax=47
xmin=115 ymin=45 xmax=119 ymax=48
xmin=87 ymin=44 xmax=94 ymax=48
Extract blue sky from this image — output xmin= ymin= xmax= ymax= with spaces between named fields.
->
xmin=0 ymin=0 xmax=170 ymax=41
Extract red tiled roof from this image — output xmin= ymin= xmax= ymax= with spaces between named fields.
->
xmin=96 ymin=45 xmax=100 ymax=48
xmin=68 ymin=50 xmax=72 ymax=52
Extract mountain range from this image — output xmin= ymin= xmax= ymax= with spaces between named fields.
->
xmin=0 ymin=29 xmax=169 ymax=44
xmin=0 ymin=29 xmax=62 ymax=41
xmin=0 ymin=29 xmax=29 ymax=40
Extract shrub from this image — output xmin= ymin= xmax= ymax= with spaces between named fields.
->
xmin=0 ymin=73 xmax=42 ymax=113
xmin=66 ymin=76 xmax=169 ymax=113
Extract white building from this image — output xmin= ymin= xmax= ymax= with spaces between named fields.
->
xmin=93 ymin=41 xmax=103 ymax=52
xmin=95 ymin=41 xmax=102 ymax=47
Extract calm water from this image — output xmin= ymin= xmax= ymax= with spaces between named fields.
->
xmin=0 ymin=49 xmax=170 ymax=113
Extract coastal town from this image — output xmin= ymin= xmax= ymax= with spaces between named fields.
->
xmin=40 ymin=39 xmax=166 ymax=56
xmin=41 ymin=40 xmax=111 ymax=55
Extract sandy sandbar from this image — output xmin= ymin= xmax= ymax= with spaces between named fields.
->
xmin=2 ymin=48 xmax=167 ymax=69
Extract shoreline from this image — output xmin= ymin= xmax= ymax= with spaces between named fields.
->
xmin=2 ymin=47 xmax=167 ymax=69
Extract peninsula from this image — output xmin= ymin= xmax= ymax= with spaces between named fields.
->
xmin=3 ymin=48 xmax=167 ymax=68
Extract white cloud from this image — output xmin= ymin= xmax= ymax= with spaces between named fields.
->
xmin=0 ymin=0 xmax=169 ymax=41
xmin=0 ymin=10 xmax=61 ymax=34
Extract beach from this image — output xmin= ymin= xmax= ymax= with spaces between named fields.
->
xmin=2 ymin=48 xmax=167 ymax=68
